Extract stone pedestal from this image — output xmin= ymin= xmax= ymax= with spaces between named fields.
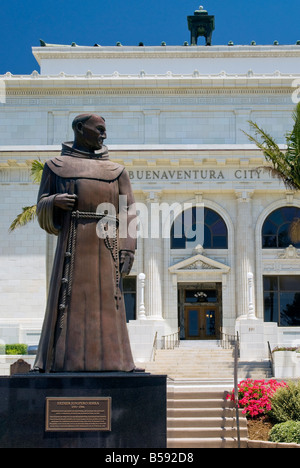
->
xmin=0 ymin=373 xmax=167 ymax=448
xmin=127 ymin=320 xmax=166 ymax=362
xmin=273 ymin=351 xmax=300 ymax=379
xmin=235 ymin=318 xmax=266 ymax=361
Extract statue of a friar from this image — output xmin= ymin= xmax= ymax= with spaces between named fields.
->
xmin=33 ymin=114 xmax=137 ymax=373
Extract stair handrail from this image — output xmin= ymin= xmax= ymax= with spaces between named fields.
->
xmin=233 ymin=339 xmax=241 ymax=449
xmin=151 ymin=331 xmax=158 ymax=362
xmin=220 ymin=327 xmax=240 ymax=356
xmin=220 ymin=328 xmax=241 ymax=447
xmin=267 ymin=341 xmax=274 ymax=377
xmin=161 ymin=328 xmax=180 ymax=350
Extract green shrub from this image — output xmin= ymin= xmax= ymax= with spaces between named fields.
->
xmin=269 ymin=421 xmax=300 ymax=444
xmin=0 ymin=344 xmax=5 ymax=355
xmin=272 ymin=347 xmax=297 ymax=352
xmin=5 ymin=344 xmax=28 ymax=355
xmin=270 ymin=381 xmax=300 ymax=423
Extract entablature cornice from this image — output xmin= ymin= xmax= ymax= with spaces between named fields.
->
xmin=0 ymin=151 xmax=258 ymax=167
xmin=1 ymin=71 xmax=299 ymax=97
xmin=0 ymin=144 xmax=285 ymax=169
xmin=31 ymin=45 xmax=300 ymax=63
xmin=4 ymin=86 xmax=295 ymax=96
xmin=0 ymin=150 xmax=289 ymax=191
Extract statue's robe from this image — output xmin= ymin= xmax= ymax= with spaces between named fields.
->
xmin=34 ymin=143 xmax=136 ymax=373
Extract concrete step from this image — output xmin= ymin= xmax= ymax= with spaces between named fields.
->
xmin=148 ymin=361 xmax=235 ymax=366
xmin=168 ymin=379 xmax=235 ymax=391
xmin=157 ymin=350 xmax=232 ymax=353
xmin=169 ymin=398 xmax=235 ymax=409
xmin=168 ymin=416 xmax=247 ymax=428
xmin=166 ymin=384 xmax=248 ymax=449
xmin=147 ymin=369 xmax=236 ymax=375
xmin=156 ymin=350 xmax=233 ymax=354
xmin=153 ymin=362 xmax=235 ymax=365
xmin=162 ymin=351 xmax=233 ymax=354
xmin=168 ymin=372 xmax=270 ymax=378
xmin=145 ymin=341 xmax=272 ymax=384
xmin=152 ymin=372 xmax=237 ymax=378
xmin=149 ymin=361 xmax=234 ymax=364
xmin=146 ymin=362 xmax=271 ymax=379
xmin=167 ymin=407 xmax=238 ymax=418
xmin=167 ymin=390 xmax=229 ymax=399
xmin=148 ymin=360 xmax=235 ymax=364
xmin=149 ymin=359 xmax=271 ymax=366
xmin=157 ymin=374 xmax=237 ymax=379
xmin=169 ymin=378 xmax=233 ymax=383
xmin=179 ymin=340 xmax=222 ymax=347
xmin=167 ymin=437 xmax=248 ymax=449
xmin=167 ymin=426 xmax=248 ymax=439
xmin=148 ymin=363 xmax=236 ymax=367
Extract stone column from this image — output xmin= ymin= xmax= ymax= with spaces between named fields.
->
xmin=143 ymin=191 xmax=163 ymax=320
xmin=235 ymin=190 xmax=256 ymax=319
xmin=247 ymin=272 xmax=256 ymax=319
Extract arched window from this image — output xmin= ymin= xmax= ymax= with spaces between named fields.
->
xmin=262 ymin=207 xmax=300 ymax=249
xmin=171 ymin=207 xmax=228 ymax=249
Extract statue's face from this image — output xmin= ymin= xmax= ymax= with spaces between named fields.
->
xmin=78 ymin=115 xmax=107 ymax=151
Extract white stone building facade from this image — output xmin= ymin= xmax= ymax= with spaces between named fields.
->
xmin=1 ymin=44 xmax=300 ymax=362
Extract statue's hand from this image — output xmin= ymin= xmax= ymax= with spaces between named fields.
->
xmin=54 ymin=193 xmax=77 ymax=211
xmin=120 ymin=250 xmax=134 ymax=276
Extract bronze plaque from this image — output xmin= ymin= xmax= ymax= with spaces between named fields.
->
xmin=45 ymin=397 xmax=111 ymax=432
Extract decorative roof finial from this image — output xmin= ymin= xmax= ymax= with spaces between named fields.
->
xmin=195 ymin=5 xmax=207 ymax=15
xmin=188 ymin=5 xmax=215 ymax=45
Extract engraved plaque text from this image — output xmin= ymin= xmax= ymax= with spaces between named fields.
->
xmin=45 ymin=397 xmax=111 ymax=432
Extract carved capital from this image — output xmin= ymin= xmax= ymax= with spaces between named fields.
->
xmin=235 ymin=189 xmax=254 ymax=202
xmin=143 ymin=190 xmax=162 ymax=204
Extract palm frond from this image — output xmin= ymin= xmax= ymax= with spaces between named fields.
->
xmin=243 ymin=121 xmax=286 ymax=164
xmin=243 ymin=120 xmax=300 ymax=189
xmin=257 ymin=166 xmax=300 ymax=190
xmin=286 ymin=102 xmax=300 ymax=161
xmin=9 ymin=159 xmax=43 ymax=232
xmin=289 ymin=218 xmax=300 ymax=244
xmin=30 ymin=159 xmax=44 ymax=184
xmin=9 ymin=205 xmax=37 ymax=232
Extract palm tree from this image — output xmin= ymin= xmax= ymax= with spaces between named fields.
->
xmin=243 ymin=102 xmax=300 ymax=243
xmin=9 ymin=159 xmax=44 ymax=232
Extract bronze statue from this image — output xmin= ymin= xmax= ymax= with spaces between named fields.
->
xmin=33 ymin=114 xmax=137 ymax=373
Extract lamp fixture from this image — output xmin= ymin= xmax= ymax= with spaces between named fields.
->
xmin=194 ymin=291 xmax=208 ymax=300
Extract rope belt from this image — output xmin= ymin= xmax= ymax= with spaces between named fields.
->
xmin=58 ymin=210 xmax=120 ymax=330
xmin=71 ymin=210 xmax=119 ymax=224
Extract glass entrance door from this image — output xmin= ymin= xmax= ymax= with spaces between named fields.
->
xmin=184 ymin=305 xmax=220 ymax=340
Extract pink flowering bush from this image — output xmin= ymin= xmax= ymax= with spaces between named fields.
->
xmin=227 ymin=379 xmax=287 ymax=419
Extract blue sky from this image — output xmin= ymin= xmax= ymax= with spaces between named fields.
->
xmin=1 ymin=0 xmax=300 ymax=74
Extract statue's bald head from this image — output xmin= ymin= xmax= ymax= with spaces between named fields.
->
xmin=72 ymin=114 xmax=107 ymax=153
xmin=72 ymin=114 xmax=106 ymax=132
